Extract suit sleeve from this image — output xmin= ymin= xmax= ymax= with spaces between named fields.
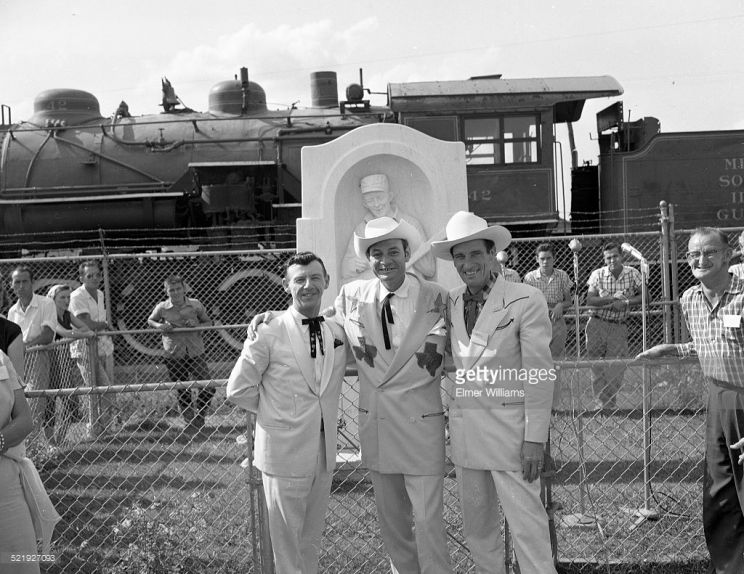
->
xmin=520 ymin=291 xmax=554 ymax=443
xmin=226 ymin=330 xmax=271 ymax=413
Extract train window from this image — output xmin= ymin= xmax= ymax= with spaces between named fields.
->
xmin=403 ymin=116 xmax=459 ymax=141
xmin=464 ymin=115 xmax=539 ymax=165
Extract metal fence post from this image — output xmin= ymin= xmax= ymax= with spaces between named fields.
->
xmin=659 ymin=201 xmax=672 ymax=344
xmin=247 ymin=412 xmax=274 ymax=574
xmin=87 ymin=336 xmax=101 ymax=436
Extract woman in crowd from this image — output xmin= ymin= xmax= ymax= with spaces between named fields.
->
xmin=0 ymin=349 xmax=39 ymax=573
xmin=46 ymin=285 xmax=92 ymax=446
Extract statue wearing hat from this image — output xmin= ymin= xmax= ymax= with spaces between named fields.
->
xmin=340 ymin=174 xmax=436 ymax=284
xmin=431 ymin=211 xmax=557 ymax=574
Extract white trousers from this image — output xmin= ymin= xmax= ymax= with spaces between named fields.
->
xmin=456 ymin=466 xmax=556 ymax=574
xmin=369 ymin=471 xmax=452 ymax=574
xmin=261 ymin=434 xmax=332 ymax=574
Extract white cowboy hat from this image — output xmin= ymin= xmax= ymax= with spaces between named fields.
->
xmin=431 ymin=211 xmax=511 ymax=260
xmin=354 ymin=216 xmax=421 ymax=259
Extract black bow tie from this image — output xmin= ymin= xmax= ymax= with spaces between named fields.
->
xmin=381 ymin=293 xmax=395 ymax=350
xmin=301 ymin=316 xmax=325 ymax=358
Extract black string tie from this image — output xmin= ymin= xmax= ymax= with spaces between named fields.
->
xmin=301 ymin=316 xmax=325 ymax=358
xmin=381 ymin=293 xmax=395 ymax=350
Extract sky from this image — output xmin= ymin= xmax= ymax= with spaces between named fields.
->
xmin=2 ymin=0 xmax=744 ymax=216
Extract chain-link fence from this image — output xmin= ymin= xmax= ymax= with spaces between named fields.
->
xmin=3 ymin=216 xmax=736 ymax=573
xmin=20 ymin=346 xmax=710 ymax=573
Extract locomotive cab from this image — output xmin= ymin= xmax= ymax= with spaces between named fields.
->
xmin=388 ymin=75 xmax=623 ymax=235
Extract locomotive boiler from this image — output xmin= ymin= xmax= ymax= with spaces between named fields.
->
xmin=0 ymin=67 xmax=624 ymax=245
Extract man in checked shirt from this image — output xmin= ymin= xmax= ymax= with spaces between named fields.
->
xmin=638 ymin=227 xmax=744 ymax=574
xmin=585 ymin=243 xmax=642 ymax=410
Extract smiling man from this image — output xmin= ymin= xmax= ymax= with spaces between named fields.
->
xmin=227 ymin=252 xmax=348 ymax=574
xmin=431 ymin=211 xmax=557 ymax=574
xmin=638 ymin=228 xmax=744 ymax=573
xmin=335 ymin=216 xmax=452 ymax=574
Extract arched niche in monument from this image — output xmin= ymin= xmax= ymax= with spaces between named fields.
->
xmin=298 ymin=123 xmax=469 ymax=307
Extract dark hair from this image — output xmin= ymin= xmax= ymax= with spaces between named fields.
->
xmin=285 ymin=251 xmax=328 ymax=277
xmin=10 ymin=265 xmax=33 ymax=282
xmin=163 ymin=275 xmax=184 ymax=289
xmin=602 ymin=242 xmax=620 ymax=255
xmin=691 ymin=227 xmax=730 ymax=247
xmin=366 ymin=238 xmax=409 ymax=258
xmin=536 ymin=243 xmax=554 ymax=256
xmin=78 ymin=260 xmax=101 ymax=276
xmin=449 ymin=238 xmax=494 ymax=258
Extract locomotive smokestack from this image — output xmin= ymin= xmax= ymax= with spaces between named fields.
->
xmin=310 ymin=71 xmax=339 ymax=107
xmin=240 ymin=67 xmax=249 ymax=113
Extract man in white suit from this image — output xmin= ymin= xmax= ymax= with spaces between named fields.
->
xmin=432 ymin=211 xmax=557 ymax=574
xmin=336 ymin=216 xmax=452 ymax=574
xmin=226 ymin=251 xmax=348 ymax=574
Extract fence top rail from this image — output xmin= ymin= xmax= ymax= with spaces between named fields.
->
xmin=0 ymin=248 xmax=295 ymax=264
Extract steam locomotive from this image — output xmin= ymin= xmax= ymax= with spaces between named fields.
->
xmin=0 ymin=67 xmax=623 ymax=247
xmin=2 ymin=66 xmax=739 ymax=247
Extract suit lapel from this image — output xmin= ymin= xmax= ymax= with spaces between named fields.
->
xmin=318 ymin=320 xmax=337 ymax=395
xmin=455 ymin=276 xmax=511 ymax=371
xmin=281 ymin=310 xmax=316 ymax=394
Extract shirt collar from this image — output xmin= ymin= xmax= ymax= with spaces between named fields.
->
xmin=379 ymin=274 xmax=413 ymax=299
xmin=690 ymin=273 xmax=744 ymax=296
xmin=465 ymin=271 xmax=497 ymax=299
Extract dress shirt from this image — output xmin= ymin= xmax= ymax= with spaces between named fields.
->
xmin=290 ymin=307 xmax=325 ymax=388
xmin=586 ymin=265 xmax=642 ymax=322
xmin=675 ymin=273 xmax=744 ymax=385
xmin=8 ymin=294 xmax=57 ymax=343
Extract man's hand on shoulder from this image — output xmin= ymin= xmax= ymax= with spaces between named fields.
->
xmin=247 ymin=311 xmax=277 ymax=341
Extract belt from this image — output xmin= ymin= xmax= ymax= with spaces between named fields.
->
xmin=706 ymin=376 xmax=744 ymax=394
xmin=594 ymin=316 xmax=626 ymax=325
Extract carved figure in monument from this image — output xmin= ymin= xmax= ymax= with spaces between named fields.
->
xmin=341 ymin=174 xmax=436 ymax=283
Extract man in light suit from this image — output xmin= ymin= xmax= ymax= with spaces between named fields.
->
xmin=336 ymin=216 xmax=452 ymax=574
xmin=432 ymin=211 xmax=557 ymax=574
xmin=226 ymin=251 xmax=348 ymax=574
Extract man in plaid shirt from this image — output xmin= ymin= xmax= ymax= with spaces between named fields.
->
xmin=639 ymin=227 xmax=744 ymax=573
xmin=524 ymin=243 xmax=574 ymax=360
xmin=585 ymin=243 xmax=642 ymax=409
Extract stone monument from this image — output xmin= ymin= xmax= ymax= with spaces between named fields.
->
xmin=298 ymin=123 xmax=469 ymax=307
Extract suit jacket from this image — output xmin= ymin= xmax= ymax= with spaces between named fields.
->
xmin=448 ymin=274 xmax=554 ymax=471
xmin=336 ymin=275 xmax=448 ymax=475
xmin=226 ymin=307 xmax=348 ymax=477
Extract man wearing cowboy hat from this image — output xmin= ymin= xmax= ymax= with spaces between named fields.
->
xmin=432 ymin=211 xmax=557 ymax=574
xmin=335 ymin=215 xmax=452 ymax=574
xmin=341 ymin=173 xmax=436 ymax=284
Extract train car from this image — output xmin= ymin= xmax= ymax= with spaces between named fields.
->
xmin=571 ymin=101 xmax=744 ymax=233
xmin=0 ymin=67 xmax=622 ymax=247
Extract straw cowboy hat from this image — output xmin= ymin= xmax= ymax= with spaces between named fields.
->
xmin=431 ymin=211 xmax=511 ymax=260
xmin=354 ymin=216 xmax=421 ymax=259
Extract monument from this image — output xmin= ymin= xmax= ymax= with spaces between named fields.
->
xmin=298 ymin=123 xmax=469 ymax=307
